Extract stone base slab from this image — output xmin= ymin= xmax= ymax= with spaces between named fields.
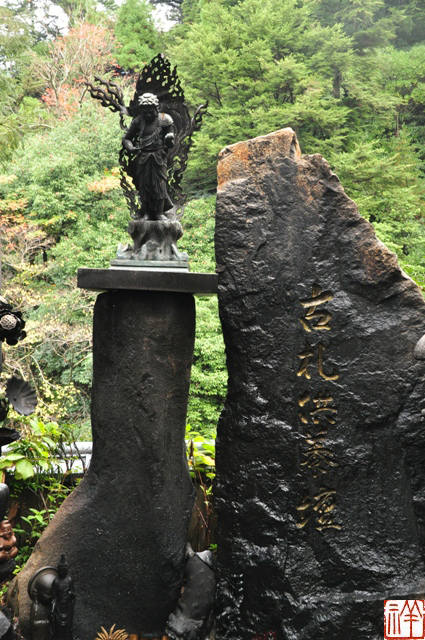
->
xmin=77 ymin=268 xmax=218 ymax=295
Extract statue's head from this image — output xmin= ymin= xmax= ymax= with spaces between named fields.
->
xmin=138 ymin=93 xmax=159 ymax=121
xmin=0 ymin=520 xmax=13 ymax=539
xmin=57 ymin=554 xmax=69 ymax=578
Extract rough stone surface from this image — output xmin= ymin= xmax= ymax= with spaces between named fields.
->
xmin=0 ymin=560 xmax=15 ymax=584
xmin=17 ymin=290 xmax=196 ymax=639
xmin=0 ymin=611 xmax=12 ymax=640
xmin=214 ymin=128 xmax=425 ymax=639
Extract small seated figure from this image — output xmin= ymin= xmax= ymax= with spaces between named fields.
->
xmin=0 ymin=520 xmax=18 ymax=562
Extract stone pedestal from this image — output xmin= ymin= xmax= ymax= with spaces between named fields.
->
xmin=214 ymin=129 xmax=425 ymax=639
xmin=16 ymin=269 xmax=217 ymax=639
xmin=116 ymin=219 xmax=188 ymax=265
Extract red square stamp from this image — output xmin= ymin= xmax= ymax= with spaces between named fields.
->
xmin=385 ymin=600 xmax=425 ymax=639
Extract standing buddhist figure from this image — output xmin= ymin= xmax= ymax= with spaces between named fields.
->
xmin=51 ymin=555 xmax=75 ymax=640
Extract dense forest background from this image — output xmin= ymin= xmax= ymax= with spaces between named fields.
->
xmin=1 ymin=0 xmax=425 ymax=445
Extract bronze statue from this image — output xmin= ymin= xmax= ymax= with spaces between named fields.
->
xmin=122 ymin=92 xmax=175 ymax=221
xmin=0 ymin=520 xmax=18 ymax=563
xmin=0 ymin=486 xmax=19 ymax=581
xmin=86 ymin=54 xmax=207 ymax=264
xmin=51 ymin=555 xmax=75 ymax=640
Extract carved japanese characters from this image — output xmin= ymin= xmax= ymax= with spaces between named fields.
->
xmin=215 ymin=127 xmax=425 ymax=638
xmin=295 ymin=284 xmax=341 ymax=532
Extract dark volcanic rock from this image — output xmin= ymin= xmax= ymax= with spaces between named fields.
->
xmin=0 ymin=560 xmax=15 ymax=584
xmin=214 ymin=128 xmax=425 ymax=639
xmin=0 ymin=611 xmax=12 ymax=640
xmin=17 ymin=291 xmax=196 ymax=639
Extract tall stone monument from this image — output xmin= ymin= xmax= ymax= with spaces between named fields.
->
xmin=16 ymin=279 xmax=216 ymax=639
xmin=214 ymin=128 xmax=425 ymax=639
xmin=14 ymin=54 xmax=217 ymax=640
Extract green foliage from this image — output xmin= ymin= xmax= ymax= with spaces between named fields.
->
xmin=314 ymin=0 xmax=425 ymax=49
xmin=14 ymin=506 xmax=57 ymax=570
xmin=1 ymin=100 xmax=128 ymax=254
xmin=0 ymin=7 xmax=32 ymax=67
xmin=0 ymin=102 xmax=128 ymax=430
xmin=186 ymin=424 xmax=215 ymax=551
xmin=186 ymin=424 xmax=215 ymax=478
xmin=2 ymin=0 xmax=425 ymax=446
xmin=0 ymin=7 xmax=45 ymax=164
xmin=114 ymin=0 xmax=159 ymax=71
xmin=311 ymin=0 xmax=403 ymax=51
xmin=329 ymin=132 xmax=425 ymax=274
xmin=0 ymin=416 xmax=71 ymax=479
xmin=12 ymin=475 xmax=73 ymax=569
xmin=167 ymin=0 xmax=385 ymax=189
xmin=13 ymin=476 xmax=72 ymax=568
xmin=180 ymin=197 xmax=227 ymax=436
xmin=0 ymin=414 xmax=78 ymax=569
xmin=188 ymin=296 xmax=226 ymax=436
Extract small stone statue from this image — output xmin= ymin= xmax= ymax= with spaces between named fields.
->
xmin=166 ymin=545 xmax=216 ymax=640
xmin=0 ymin=521 xmax=18 ymax=563
xmin=51 ymin=555 xmax=75 ymax=640
xmin=86 ymin=54 xmax=207 ymax=266
xmin=31 ymin=590 xmax=52 ymax=640
xmin=28 ymin=566 xmax=59 ymax=640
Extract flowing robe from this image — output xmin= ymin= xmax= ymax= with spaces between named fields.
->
xmin=123 ymin=113 xmax=174 ymax=215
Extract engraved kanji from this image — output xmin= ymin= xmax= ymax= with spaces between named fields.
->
xmin=301 ymin=435 xmax=338 ymax=476
xmin=318 ymin=343 xmax=339 ymax=381
xmin=300 ymin=284 xmax=333 ymax=332
xmin=296 ymin=487 xmax=341 ymax=531
xmin=298 ymin=392 xmax=337 ymax=426
xmin=297 ymin=342 xmax=339 ymax=381
xmin=297 ymin=342 xmax=314 ymax=379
